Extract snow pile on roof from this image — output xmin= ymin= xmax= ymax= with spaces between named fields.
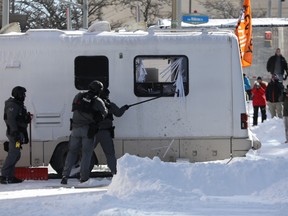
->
xmin=87 ymin=21 xmax=111 ymax=32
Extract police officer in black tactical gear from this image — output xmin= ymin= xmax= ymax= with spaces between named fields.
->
xmin=61 ymin=80 xmax=108 ymax=184
xmin=94 ymin=88 xmax=129 ymax=175
xmin=1 ymin=86 xmax=31 ymax=184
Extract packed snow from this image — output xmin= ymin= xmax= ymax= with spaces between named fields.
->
xmin=0 ymin=102 xmax=288 ymax=216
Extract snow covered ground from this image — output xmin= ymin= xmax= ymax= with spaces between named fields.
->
xmin=0 ymin=103 xmax=288 ymax=216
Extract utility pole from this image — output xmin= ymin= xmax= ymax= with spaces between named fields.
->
xmin=60 ymin=0 xmax=88 ymax=29
xmin=171 ymin=0 xmax=182 ymax=29
xmin=83 ymin=0 xmax=88 ymax=28
xmin=268 ymin=0 xmax=271 ymax=17
xmin=278 ymin=0 xmax=283 ymax=17
xmin=189 ymin=0 xmax=192 ymax=14
xmin=66 ymin=5 xmax=72 ymax=30
xmin=2 ymin=0 xmax=9 ymax=27
xmin=268 ymin=0 xmax=283 ymax=18
xmin=136 ymin=5 xmax=140 ymax=22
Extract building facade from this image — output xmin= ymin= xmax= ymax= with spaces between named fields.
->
xmin=101 ymin=0 xmax=288 ymax=27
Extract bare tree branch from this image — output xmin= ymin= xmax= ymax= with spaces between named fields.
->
xmin=117 ymin=0 xmax=171 ymax=25
xmin=12 ymin=0 xmax=116 ymax=30
xmin=197 ymin=0 xmax=266 ymax=19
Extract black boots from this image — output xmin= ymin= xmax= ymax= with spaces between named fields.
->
xmin=60 ymin=176 xmax=68 ymax=185
xmin=79 ymin=178 xmax=89 ymax=183
xmin=60 ymin=176 xmax=89 ymax=184
xmin=0 ymin=176 xmax=23 ymax=184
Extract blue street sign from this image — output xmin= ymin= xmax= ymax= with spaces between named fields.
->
xmin=182 ymin=15 xmax=209 ymax=24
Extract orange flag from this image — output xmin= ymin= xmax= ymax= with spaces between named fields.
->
xmin=235 ymin=0 xmax=253 ymax=67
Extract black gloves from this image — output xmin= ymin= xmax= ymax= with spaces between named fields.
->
xmin=24 ymin=112 xmax=32 ymax=124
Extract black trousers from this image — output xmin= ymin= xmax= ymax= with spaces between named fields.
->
xmin=253 ymin=106 xmax=267 ymax=126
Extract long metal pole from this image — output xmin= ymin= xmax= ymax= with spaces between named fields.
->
xmin=2 ymin=0 xmax=9 ymax=27
xmin=83 ymin=0 xmax=88 ymax=28
xmin=29 ymin=119 xmax=32 ymax=166
xmin=128 ymin=96 xmax=162 ymax=108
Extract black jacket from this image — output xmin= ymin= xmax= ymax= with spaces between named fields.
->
xmin=266 ymin=54 xmax=288 ymax=75
xmin=265 ymin=81 xmax=284 ymax=103
xmin=3 ymin=97 xmax=30 ymax=142
xmin=98 ymin=99 xmax=127 ymax=130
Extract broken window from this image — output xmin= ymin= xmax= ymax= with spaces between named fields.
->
xmin=134 ymin=55 xmax=189 ymax=97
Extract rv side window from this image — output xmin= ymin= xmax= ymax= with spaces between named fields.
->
xmin=74 ymin=56 xmax=109 ymax=90
xmin=134 ymin=56 xmax=188 ymax=97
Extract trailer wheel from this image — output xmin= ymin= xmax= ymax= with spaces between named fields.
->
xmin=49 ymin=141 xmax=98 ymax=177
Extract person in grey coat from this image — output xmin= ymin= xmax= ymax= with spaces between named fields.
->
xmin=1 ymin=86 xmax=31 ymax=184
xmin=94 ymin=88 xmax=129 ymax=175
xmin=61 ymin=80 xmax=108 ymax=184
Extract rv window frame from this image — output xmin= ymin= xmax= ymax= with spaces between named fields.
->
xmin=134 ymin=55 xmax=189 ymax=97
xmin=74 ymin=55 xmax=109 ymax=90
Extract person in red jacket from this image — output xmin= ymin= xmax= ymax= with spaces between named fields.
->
xmin=252 ymin=77 xmax=267 ymax=126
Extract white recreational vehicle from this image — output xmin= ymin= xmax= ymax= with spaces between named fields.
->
xmin=0 ymin=25 xmax=260 ymax=175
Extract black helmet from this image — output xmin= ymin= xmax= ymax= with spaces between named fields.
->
xmin=88 ymin=80 xmax=103 ymax=94
xmin=12 ymin=86 xmax=26 ymax=101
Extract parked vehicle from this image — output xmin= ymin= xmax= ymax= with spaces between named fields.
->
xmin=0 ymin=25 xmax=260 ymax=175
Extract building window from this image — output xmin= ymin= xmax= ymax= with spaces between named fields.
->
xmin=134 ymin=55 xmax=189 ymax=97
xmin=74 ymin=56 xmax=109 ymax=90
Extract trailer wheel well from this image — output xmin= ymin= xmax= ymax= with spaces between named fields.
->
xmin=49 ymin=141 xmax=98 ymax=177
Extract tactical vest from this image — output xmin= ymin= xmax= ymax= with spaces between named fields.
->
xmin=72 ymin=92 xmax=95 ymax=114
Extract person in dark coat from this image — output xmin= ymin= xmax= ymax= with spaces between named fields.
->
xmin=1 ymin=86 xmax=31 ymax=184
xmin=252 ymin=77 xmax=267 ymax=126
xmin=266 ymin=48 xmax=288 ymax=81
xmin=61 ymin=80 xmax=108 ymax=185
xmin=94 ymin=88 xmax=129 ymax=175
xmin=283 ymin=86 xmax=288 ymax=143
xmin=265 ymin=74 xmax=284 ymax=119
